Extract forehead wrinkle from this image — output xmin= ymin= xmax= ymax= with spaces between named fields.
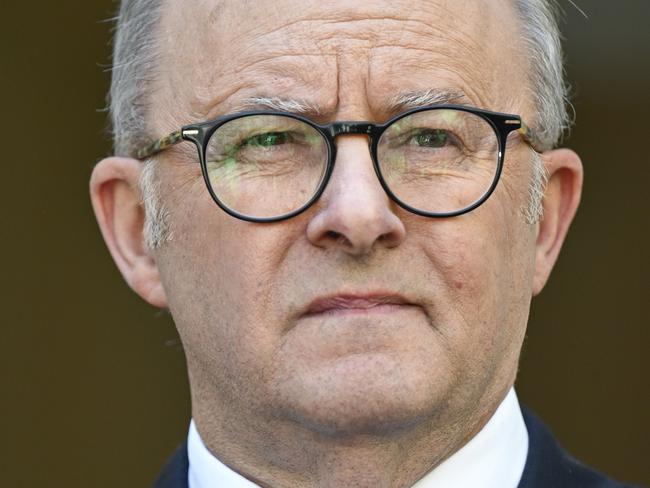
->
xmin=190 ymin=54 xmax=337 ymax=121
xmin=210 ymin=4 xmax=493 ymax=66
xmin=359 ymin=24 xmax=501 ymax=112
xmin=213 ymin=0 xmax=498 ymax=49
xmin=367 ymin=46 xmax=495 ymax=113
xmin=207 ymin=2 xmax=458 ymax=50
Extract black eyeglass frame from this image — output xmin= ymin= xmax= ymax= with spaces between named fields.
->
xmin=136 ymin=104 xmax=540 ymax=223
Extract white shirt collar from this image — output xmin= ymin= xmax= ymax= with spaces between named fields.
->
xmin=411 ymin=388 xmax=528 ymax=488
xmin=188 ymin=388 xmax=528 ymax=488
xmin=188 ymin=421 xmax=260 ymax=488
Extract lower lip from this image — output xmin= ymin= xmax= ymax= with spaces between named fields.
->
xmin=305 ymin=303 xmax=416 ymax=317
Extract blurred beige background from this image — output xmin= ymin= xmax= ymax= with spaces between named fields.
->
xmin=1 ymin=1 xmax=648 ymax=486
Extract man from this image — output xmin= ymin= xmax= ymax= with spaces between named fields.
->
xmin=90 ymin=0 xmax=633 ymax=486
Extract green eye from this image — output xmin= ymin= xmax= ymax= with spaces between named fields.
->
xmin=413 ymin=129 xmax=448 ymax=148
xmin=244 ymin=132 xmax=290 ymax=147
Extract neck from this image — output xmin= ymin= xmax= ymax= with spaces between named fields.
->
xmin=190 ymin=387 xmax=507 ymax=488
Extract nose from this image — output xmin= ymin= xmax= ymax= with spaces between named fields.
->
xmin=306 ymin=136 xmax=406 ymax=256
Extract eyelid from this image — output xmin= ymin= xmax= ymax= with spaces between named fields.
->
xmin=391 ymin=127 xmax=461 ymax=147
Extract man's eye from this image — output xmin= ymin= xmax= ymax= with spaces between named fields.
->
xmin=410 ymin=129 xmax=449 ymax=148
xmin=242 ymin=131 xmax=290 ymax=147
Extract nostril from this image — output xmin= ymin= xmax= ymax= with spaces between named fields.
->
xmin=324 ymin=230 xmax=351 ymax=247
xmin=323 ymin=230 xmax=353 ymax=249
xmin=378 ymin=230 xmax=402 ymax=248
xmin=325 ymin=230 xmax=341 ymax=240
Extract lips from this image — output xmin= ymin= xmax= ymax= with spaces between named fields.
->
xmin=305 ymin=293 xmax=415 ymax=316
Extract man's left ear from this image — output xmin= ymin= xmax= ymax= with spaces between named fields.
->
xmin=533 ymin=148 xmax=583 ymax=295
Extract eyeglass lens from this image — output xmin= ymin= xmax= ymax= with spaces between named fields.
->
xmin=205 ymin=114 xmax=328 ymax=218
xmin=377 ymin=109 xmax=499 ymax=214
xmin=204 ymin=110 xmax=500 ymax=219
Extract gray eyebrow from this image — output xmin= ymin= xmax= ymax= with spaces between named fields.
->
xmin=230 ymin=96 xmax=324 ymax=116
xmin=387 ymin=89 xmax=471 ymax=112
xmin=228 ymin=90 xmax=470 ymax=119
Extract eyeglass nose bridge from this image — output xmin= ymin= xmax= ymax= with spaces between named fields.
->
xmin=324 ymin=121 xmax=383 ymax=176
xmin=328 ymin=121 xmax=377 ymax=138
xmin=321 ymin=120 xmax=389 ymax=203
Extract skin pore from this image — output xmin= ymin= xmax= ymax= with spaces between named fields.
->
xmin=90 ymin=0 xmax=583 ymax=486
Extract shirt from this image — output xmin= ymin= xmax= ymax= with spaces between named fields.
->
xmin=188 ymin=388 xmax=528 ymax=488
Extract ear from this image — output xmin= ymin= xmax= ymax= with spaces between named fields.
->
xmin=90 ymin=157 xmax=168 ymax=308
xmin=532 ymin=148 xmax=583 ymax=295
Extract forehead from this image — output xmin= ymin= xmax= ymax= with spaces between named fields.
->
xmin=155 ymin=0 xmax=525 ymax=126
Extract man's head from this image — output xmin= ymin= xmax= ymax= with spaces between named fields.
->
xmin=91 ymin=0 xmax=582 ymax=483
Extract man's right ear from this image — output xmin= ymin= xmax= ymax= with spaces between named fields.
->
xmin=90 ymin=157 xmax=168 ymax=308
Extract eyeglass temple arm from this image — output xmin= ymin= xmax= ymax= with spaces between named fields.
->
xmin=136 ymin=130 xmax=184 ymax=160
xmin=517 ymin=120 xmax=543 ymax=153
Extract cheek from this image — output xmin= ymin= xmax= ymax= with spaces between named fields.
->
xmin=413 ymin=202 xmax=534 ymax=369
xmin=418 ymin=214 xmax=499 ymax=308
xmin=155 ymin=191 xmax=299 ymax=388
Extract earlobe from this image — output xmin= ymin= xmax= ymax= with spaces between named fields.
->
xmin=90 ymin=157 xmax=168 ymax=308
xmin=533 ymin=148 xmax=583 ymax=296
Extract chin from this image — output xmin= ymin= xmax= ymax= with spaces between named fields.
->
xmin=268 ymin=351 xmax=450 ymax=438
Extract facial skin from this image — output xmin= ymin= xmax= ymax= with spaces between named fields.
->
xmin=90 ymin=1 xmax=583 ymax=486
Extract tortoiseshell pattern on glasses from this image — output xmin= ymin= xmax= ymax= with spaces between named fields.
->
xmin=517 ymin=121 xmax=538 ymax=149
xmin=137 ymin=130 xmax=183 ymax=160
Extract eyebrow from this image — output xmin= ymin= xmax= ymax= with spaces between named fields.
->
xmin=387 ymin=89 xmax=471 ymax=113
xmin=228 ymin=89 xmax=470 ymax=118
xmin=229 ymin=96 xmax=326 ymax=117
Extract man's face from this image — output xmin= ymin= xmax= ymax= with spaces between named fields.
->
xmin=151 ymin=0 xmax=538 ymax=435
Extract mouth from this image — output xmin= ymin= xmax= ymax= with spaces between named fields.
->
xmin=304 ymin=293 xmax=418 ymax=317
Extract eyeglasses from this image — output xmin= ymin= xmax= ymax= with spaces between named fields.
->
xmin=136 ymin=105 xmax=539 ymax=222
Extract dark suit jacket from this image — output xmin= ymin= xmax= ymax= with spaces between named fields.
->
xmin=153 ymin=408 xmax=637 ymax=487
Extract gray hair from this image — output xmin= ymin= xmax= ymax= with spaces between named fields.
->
xmin=514 ymin=0 xmax=571 ymax=150
xmin=140 ymin=157 xmax=173 ymax=249
xmin=109 ymin=0 xmax=568 ymax=247
xmin=110 ymin=0 xmax=166 ymax=158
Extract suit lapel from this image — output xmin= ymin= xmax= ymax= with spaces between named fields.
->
xmin=518 ymin=407 xmax=627 ymax=488
xmin=152 ymin=443 xmax=189 ymax=488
